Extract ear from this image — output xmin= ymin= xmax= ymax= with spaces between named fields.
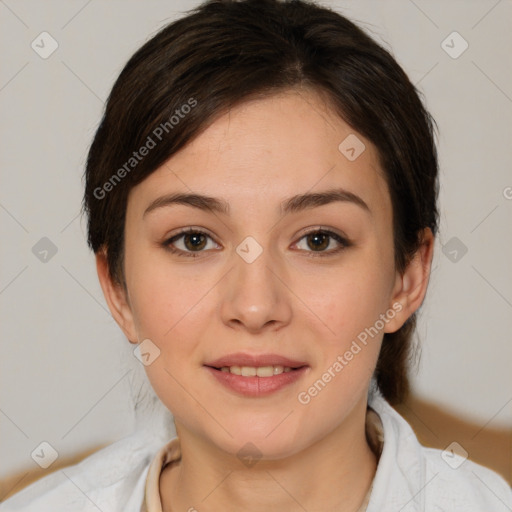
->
xmin=95 ymin=248 xmax=139 ymax=344
xmin=384 ymin=228 xmax=435 ymax=333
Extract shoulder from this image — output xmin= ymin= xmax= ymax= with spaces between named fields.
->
xmin=0 ymin=430 xmax=162 ymax=512
xmin=421 ymin=445 xmax=512 ymax=510
xmin=367 ymin=384 xmax=512 ymax=511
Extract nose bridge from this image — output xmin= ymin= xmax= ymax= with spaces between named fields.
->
xmin=221 ymin=233 xmax=290 ymax=330
xmin=234 ymin=234 xmax=278 ymax=301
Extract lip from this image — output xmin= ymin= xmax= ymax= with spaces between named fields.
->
xmin=205 ymin=366 xmax=308 ymax=397
xmin=205 ymin=352 xmax=308 ymax=369
xmin=204 ymin=352 xmax=309 ymax=397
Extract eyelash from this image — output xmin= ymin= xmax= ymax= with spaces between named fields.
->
xmin=162 ymin=227 xmax=351 ymax=258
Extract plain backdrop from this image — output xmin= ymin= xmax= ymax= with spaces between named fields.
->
xmin=1 ymin=0 xmax=511 ymax=479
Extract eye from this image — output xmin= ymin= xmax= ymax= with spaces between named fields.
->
xmin=293 ymin=228 xmax=351 ymax=256
xmin=163 ymin=227 xmax=351 ymax=258
xmin=163 ymin=228 xmax=219 ymax=258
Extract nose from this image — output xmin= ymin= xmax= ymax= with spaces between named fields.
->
xmin=219 ymin=241 xmax=292 ymax=334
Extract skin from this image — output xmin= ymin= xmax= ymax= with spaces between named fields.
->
xmin=96 ymin=88 xmax=434 ymax=512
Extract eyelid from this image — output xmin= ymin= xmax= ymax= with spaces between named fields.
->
xmin=167 ymin=226 xmax=217 ymax=241
xmin=294 ymin=225 xmax=349 ymax=241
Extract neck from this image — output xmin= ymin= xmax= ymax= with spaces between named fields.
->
xmin=160 ymin=396 xmax=377 ymax=512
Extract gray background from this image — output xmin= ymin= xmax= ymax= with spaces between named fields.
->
xmin=1 ymin=0 xmax=511 ymax=479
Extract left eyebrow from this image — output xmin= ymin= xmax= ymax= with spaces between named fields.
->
xmin=280 ymin=188 xmax=370 ymax=215
xmin=142 ymin=187 xmax=370 ymax=219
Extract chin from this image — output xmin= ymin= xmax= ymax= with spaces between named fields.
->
xmin=206 ymin=415 xmax=308 ymax=462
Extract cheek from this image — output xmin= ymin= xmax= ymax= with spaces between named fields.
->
xmin=293 ymin=263 xmax=391 ymax=423
xmin=315 ymin=287 xmax=387 ymax=382
xmin=312 ymin=259 xmax=395 ymax=342
xmin=127 ymin=264 xmax=204 ymax=417
xmin=126 ymin=246 xmax=203 ymax=338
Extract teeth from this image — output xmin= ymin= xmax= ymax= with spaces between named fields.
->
xmin=219 ymin=365 xmax=295 ymax=377
xmin=272 ymin=365 xmax=284 ymax=375
xmin=241 ymin=366 xmax=257 ymax=377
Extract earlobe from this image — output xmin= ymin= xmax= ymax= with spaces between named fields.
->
xmin=384 ymin=228 xmax=435 ymax=333
xmin=95 ymin=249 xmax=139 ymax=344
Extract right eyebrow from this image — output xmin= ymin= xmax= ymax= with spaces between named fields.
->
xmin=143 ymin=193 xmax=230 ymax=218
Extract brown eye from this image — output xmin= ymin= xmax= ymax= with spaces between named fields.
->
xmin=164 ymin=228 xmax=219 ymax=257
xmin=306 ymin=232 xmax=330 ymax=251
xmin=182 ymin=232 xmax=207 ymax=251
xmin=295 ymin=229 xmax=350 ymax=256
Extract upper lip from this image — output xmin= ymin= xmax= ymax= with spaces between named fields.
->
xmin=205 ymin=352 xmax=308 ymax=369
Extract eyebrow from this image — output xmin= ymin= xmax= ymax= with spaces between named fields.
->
xmin=143 ymin=187 xmax=370 ymax=219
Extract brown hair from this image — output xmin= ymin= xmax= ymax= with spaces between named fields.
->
xmin=82 ymin=0 xmax=439 ymax=405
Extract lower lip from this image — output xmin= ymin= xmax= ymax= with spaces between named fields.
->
xmin=204 ymin=366 xmax=308 ymax=397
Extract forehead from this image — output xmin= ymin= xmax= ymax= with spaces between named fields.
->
xmin=127 ymin=89 xmax=391 ymax=221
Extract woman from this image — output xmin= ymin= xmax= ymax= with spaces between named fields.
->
xmin=2 ymin=0 xmax=510 ymax=510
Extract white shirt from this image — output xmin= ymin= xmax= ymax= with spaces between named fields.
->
xmin=2 ymin=383 xmax=511 ymax=511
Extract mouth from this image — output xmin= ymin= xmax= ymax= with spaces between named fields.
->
xmin=204 ymin=352 xmax=308 ymax=374
xmin=204 ymin=353 xmax=309 ymax=396
xmin=207 ymin=364 xmax=303 ymax=377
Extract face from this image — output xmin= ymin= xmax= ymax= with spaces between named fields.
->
xmin=105 ymin=89 xmax=415 ymax=460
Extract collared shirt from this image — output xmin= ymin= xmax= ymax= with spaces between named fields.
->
xmin=1 ymin=383 xmax=511 ymax=512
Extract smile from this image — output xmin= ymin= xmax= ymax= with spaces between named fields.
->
xmin=205 ymin=365 xmax=308 ymax=396
xmin=218 ymin=365 xmax=294 ymax=377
